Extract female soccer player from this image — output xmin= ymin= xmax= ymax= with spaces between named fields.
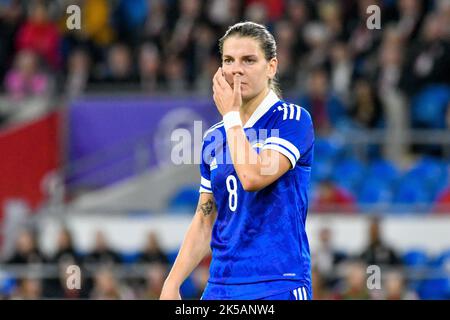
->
xmin=160 ymin=21 xmax=314 ymax=300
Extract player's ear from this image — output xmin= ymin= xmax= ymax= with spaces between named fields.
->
xmin=267 ymin=57 xmax=277 ymax=80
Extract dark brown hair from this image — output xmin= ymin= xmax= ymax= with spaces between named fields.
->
xmin=219 ymin=21 xmax=281 ymax=97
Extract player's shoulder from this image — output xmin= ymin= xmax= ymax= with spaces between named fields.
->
xmin=270 ymin=99 xmax=312 ymax=124
xmin=202 ymin=120 xmax=225 ymax=140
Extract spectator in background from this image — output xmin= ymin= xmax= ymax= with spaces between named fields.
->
xmin=244 ymin=1 xmax=269 ymax=26
xmin=140 ymin=263 xmax=167 ymax=299
xmin=301 ymin=22 xmax=330 ymax=72
xmin=49 ymin=227 xmax=80 ymax=266
xmin=349 ymin=77 xmax=384 ymax=129
xmin=112 ymin=0 xmax=148 ymax=48
xmin=83 ymin=230 xmax=121 ymax=267
xmin=4 ymin=49 xmax=50 ymax=102
xmin=273 ymin=20 xmax=298 ymax=92
xmin=0 ymin=0 xmax=25 ymax=81
xmin=15 ymin=1 xmax=61 ymax=70
xmin=137 ymin=231 xmax=169 ymax=266
xmin=311 ymin=266 xmax=333 ymax=300
xmin=359 ymin=217 xmax=402 ymax=268
xmin=298 ymin=68 xmax=348 ymax=136
xmin=64 ymin=47 xmax=91 ymax=100
xmin=79 ymin=0 xmax=115 ymax=49
xmin=43 ymin=226 xmax=88 ymax=299
xmin=334 ymin=259 xmax=371 ymax=300
xmin=376 ymin=25 xmax=404 ymax=96
xmin=142 ymin=0 xmax=168 ymax=46
xmin=312 ymin=226 xmax=347 ymax=289
xmin=206 ymin=0 xmax=242 ymax=28
xmin=166 ymin=0 xmax=202 ymax=57
xmin=4 ymin=228 xmax=45 ymax=265
xmin=396 ymin=0 xmax=425 ymax=44
xmin=11 ymin=277 xmax=42 ymax=299
xmin=161 ymin=54 xmax=188 ymax=92
xmin=328 ymin=41 xmax=353 ymax=104
xmin=138 ymin=42 xmax=161 ymax=93
xmin=245 ymin=0 xmax=284 ymax=23
xmin=311 ymin=179 xmax=357 ymax=213
xmin=189 ymin=22 xmax=217 ymax=85
xmin=438 ymin=0 xmax=450 ymax=38
xmin=97 ymin=43 xmax=138 ymax=86
xmin=383 ymin=269 xmax=418 ymax=300
xmin=90 ymin=268 xmax=134 ymax=299
xmin=399 ymin=12 xmax=450 ymax=96
xmin=194 ymin=52 xmax=220 ymax=94
xmin=347 ymin=0 xmax=382 ymax=68
xmin=317 ymin=0 xmax=345 ymax=42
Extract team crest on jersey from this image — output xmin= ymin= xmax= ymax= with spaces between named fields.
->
xmin=251 ymin=140 xmax=265 ymax=154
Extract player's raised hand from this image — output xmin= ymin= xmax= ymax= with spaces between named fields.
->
xmin=212 ymin=67 xmax=242 ymax=116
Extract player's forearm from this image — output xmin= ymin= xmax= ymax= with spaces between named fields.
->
xmin=164 ymin=212 xmax=213 ymax=287
xmin=226 ymin=126 xmax=268 ymax=191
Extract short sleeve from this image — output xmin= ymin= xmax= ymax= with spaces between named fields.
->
xmin=262 ymin=104 xmax=314 ymax=169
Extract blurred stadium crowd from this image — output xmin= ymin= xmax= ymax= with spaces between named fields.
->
xmin=1 ymin=0 xmax=450 ymax=211
xmin=1 ymin=218 xmax=449 ymax=299
xmin=1 ymin=0 xmax=450 ymax=300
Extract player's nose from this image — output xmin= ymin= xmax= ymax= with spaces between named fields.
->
xmin=230 ymin=63 xmax=244 ymax=76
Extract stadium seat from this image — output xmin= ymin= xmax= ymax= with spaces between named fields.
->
xmin=402 ymin=249 xmax=430 ymax=293
xmin=393 ymin=175 xmax=430 ymax=212
xmin=313 ymin=138 xmax=341 ymax=164
xmin=405 ymin=157 xmax=449 ymax=202
xmin=332 ymin=157 xmax=366 ymax=193
xmin=357 ymin=177 xmax=393 ymax=206
xmin=367 ymin=159 xmax=400 ymax=185
xmin=311 ymin=156 xmax=334 ymax=182
xmin=121 ymin=251 xmax=141 ymax=264
xmin=168 ymin=185 xmax=199 ymax=213
xmin=432 ymin=249 xmax=450 ymax=270
xmin=418 ymin=277 xmax=450 ymax=300
xmin=403 ymin=249 xmax=429 ymax=267
xmin=411 ymin=85 xmax=450 ymax=129
xmin=0 ymin=274 xmax=16 ymax=297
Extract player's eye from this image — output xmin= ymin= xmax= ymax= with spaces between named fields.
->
xmin=244 ymin=58 xmax=256 ymax=64
xmin=223 ymin=58 xmax=232 ymax=64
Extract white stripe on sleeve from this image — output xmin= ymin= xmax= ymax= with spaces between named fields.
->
xmin=201 ymin=177 xmax=211 ymax=189
xmin=262 ymin=144 xmax=296 ymax=168
xmin=199 ymin=187 xmax=213 ymax=194
xmin=264 ymin=137 xmax=300 ymax=161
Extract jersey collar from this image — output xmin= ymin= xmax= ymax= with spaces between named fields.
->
xmin=243 ymin=89 xmax=280 ymax=129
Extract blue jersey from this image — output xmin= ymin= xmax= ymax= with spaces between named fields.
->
xmin=199 ymin=90 xmax=314 ymax=298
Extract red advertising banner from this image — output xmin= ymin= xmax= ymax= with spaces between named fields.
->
xmin=0 ymin=111 xmax=61 ymax=221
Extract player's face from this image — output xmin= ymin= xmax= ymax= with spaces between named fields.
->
xmin=221 ymin=36 xmax=277 ymax=101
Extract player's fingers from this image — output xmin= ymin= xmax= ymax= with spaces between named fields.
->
xmin=233 ymin=74 xmax=242 ymax=106
xmin=213 ymin=68 xmax=226 ymax=90
xmin=212 ymin=77 xmax=221 ymax=95
xmin=216 ymin=68 xmax=231 ymax=90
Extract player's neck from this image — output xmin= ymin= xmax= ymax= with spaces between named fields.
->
xmin=240 ymin=87 xmax=270 ymax=125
